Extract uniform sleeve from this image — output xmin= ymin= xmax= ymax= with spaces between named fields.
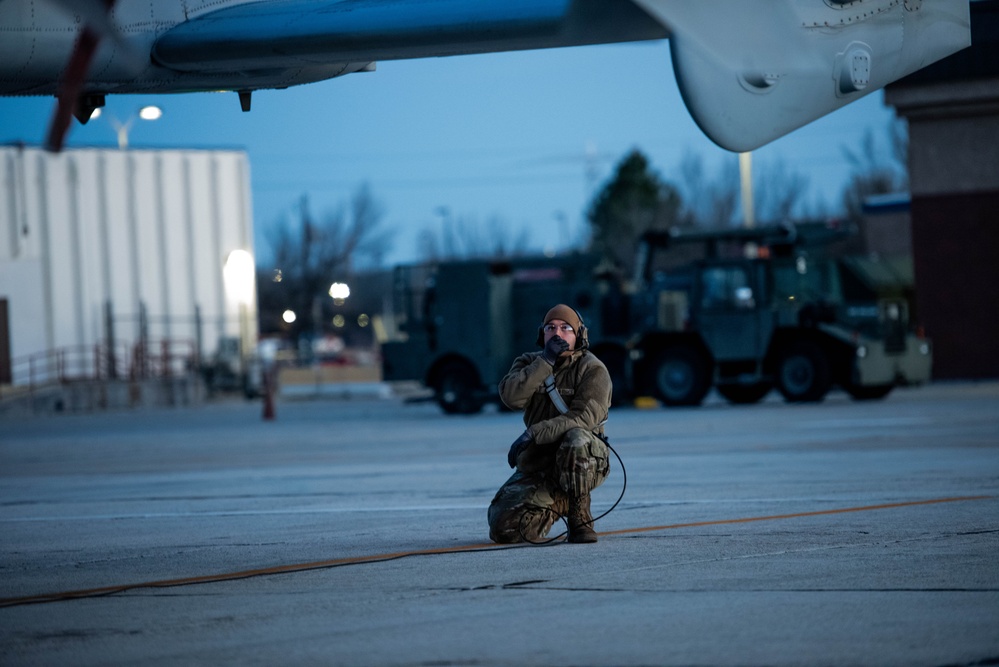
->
xmin=498 ymin=352 xmax=551 ymax=411
xmin=528 ymin=358 xmax=612 ymax=445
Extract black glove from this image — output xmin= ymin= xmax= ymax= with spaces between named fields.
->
xmin=542 ymin=335 xmax=570 ymax=365
xmin=507 ymin=430 xmax=533 ymax=468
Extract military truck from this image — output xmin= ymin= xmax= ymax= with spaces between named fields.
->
xmin=380 ymin=223 xmax=932 ymax=413
xmin=624 ymin=224 xmax=932 ymax=406
xmin=381 ymin=253 xmax=606 ymax=414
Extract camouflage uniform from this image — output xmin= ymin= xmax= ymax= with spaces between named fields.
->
xmin=487 ymin=338 xmax=612 ymax=543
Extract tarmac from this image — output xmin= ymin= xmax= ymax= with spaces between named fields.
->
xmin=1 ymin=380 xmax=997 ymax=666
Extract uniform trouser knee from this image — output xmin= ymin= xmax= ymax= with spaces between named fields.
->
xmin=487 ymin=430 xmax=609 ymax=544
xmin=555 ymin=428 xmax=610 ymax=498
xmin=487 ymin=471 xmax=567 ymax=543
xmin=488 ymin=503 xmax=559 ymax=543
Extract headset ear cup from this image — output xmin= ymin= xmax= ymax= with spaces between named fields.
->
xmin=573 ymin=309 xmax=586 ymax=349
xmin=536 ymin=326 xmax=545 ymax=348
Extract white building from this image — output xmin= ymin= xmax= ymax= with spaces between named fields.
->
xmin=0 ymin=145 xmax=257 ymax=390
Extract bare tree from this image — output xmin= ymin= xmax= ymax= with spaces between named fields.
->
xmin=675 ymin=152 xmax=739 ymax=228
xmin=486 ymin=214 xmax=533 ymax=258
xmin=675 ymin=152 xmax=810 ymax=227
xmin=417 ymin=213 xmax=532 ymax=262
xmin=345 ymin=183 xmax=393 ymax=269
xmin=841 ymin=118 xmax=909 ymax=218
xmin=258 ymin=183 xmax=392 ymax=340
xmin=753 ymin=159 xmax=810 ymax=223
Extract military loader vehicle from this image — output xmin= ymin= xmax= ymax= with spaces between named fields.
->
xmin=625 ymin=224 xmax=931 ymax=406
xmin=380 ymin=223 xmax=932 ymax=413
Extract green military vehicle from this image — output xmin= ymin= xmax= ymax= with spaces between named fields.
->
xmin=381 ymin=223 xmax=932 ymax=413
xmin=381 ymin=253 xmax=606 ymax=414
xmin=625 ymin=224 xmax=932 ymax=406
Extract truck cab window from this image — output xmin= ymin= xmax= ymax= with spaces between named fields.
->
xmin=700 ymin=266 xmax=754 ymax=310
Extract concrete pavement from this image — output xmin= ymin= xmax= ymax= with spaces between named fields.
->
xmin=1 ymin=382 xmax=997 ymax=666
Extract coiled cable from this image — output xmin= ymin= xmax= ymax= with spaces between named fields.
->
xmin=518 ymin=438 xmax=627 ymax=545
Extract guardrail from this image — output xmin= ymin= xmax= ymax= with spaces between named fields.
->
xmin=0 ymin=340 xmax=199 ymax=401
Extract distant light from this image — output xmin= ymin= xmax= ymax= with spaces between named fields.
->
xmin=223 ymin=249 xmax=255 ymax=305
xmin=332 ymin=314 xmax=346 ymax=328
xmin=357 ymin=314 xmax=370 ymax=327
xmin=272 ymin=269 xmax=283 ymax=282
xmin=329 ymin=282 xmax=350 ymax=300
xmin=282 ymin=310 xmax=297 ymax=324
xmin=330 ymin=281 xmax=349 ymax=306
xmin=139 ymin=105 xmax=163 ymax=121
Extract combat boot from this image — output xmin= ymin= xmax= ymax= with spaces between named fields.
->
xmin=567 ymin=493 xmax=598 ymax=543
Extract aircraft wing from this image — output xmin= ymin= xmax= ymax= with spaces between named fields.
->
xmin=634 ymin=0 xmax=972 ymax=151
xmin=150 ymin=0 xmax=971 ymax=152
xmin=151 ymin=0 xmax=666 ymax=70
xmin=4 ymin=0 xmax=971 ymax=152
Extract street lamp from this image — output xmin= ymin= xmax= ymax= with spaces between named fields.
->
xmin=329 ymin=282 xmax=350 ymax=306
xmin=92 ymin=105 xmax=162 ymax=149
xmin=739 ymin=151 xmax=755 ymax=229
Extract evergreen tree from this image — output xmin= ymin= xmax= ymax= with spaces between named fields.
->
xmin=587 ymin=150 xmax=682 ymax=275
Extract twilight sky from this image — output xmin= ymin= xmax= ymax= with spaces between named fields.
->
xmin=0 ymin=39 xmax=899 ymax=266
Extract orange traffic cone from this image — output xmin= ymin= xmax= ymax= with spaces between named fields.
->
xmin=262 ymin=368 xmax=276 ymax=421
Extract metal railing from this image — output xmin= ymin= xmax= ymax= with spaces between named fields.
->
xmin=0 ymin=340 xmax=199 ymax=400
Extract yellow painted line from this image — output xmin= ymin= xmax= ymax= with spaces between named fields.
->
xmin=1 ymin=495 xmax=990 ymax=608
xmin=633 ymin=396 xmax=660 ymax=409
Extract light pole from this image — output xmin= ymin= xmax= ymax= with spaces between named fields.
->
xmin=92 ymin=105 xmax=162 ymax=149
xmin=739 ymin=151 xmax=755 ymax=229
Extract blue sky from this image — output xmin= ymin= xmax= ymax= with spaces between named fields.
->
xmin=0 ymin=40 xmax=898 ymax=266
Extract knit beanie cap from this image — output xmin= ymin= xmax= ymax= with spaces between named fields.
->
xmin=543 ymin=304 xmax=581 ymax=331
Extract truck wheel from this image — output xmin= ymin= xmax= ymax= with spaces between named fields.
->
xmin=776 ymin=341 xmax=831 ymax=403
xmin=436 ymin=362 xmax=484 ymax=415
xmin=843 ymin=382 xmax=893 ymax=401
xmin=651 ymin=348 xmax=711 ymax=407
xmin=717 ymin=382 xmax=772 ymax=405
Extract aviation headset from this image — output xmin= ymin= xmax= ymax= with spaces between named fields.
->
xmin=536 ymin=305 xmax=588 ymax=350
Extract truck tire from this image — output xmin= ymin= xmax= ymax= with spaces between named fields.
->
xmin=776 ymin=341 xmax=831 ymax=403
xmin=435 ymin=362 xmax=484 ymax=415
xmin=717 ymin=382 xmax=772 ymax=405
xmin=843 ymin=382 xmax=893 ymax=401
xmin=651 ymin=347 xmax=711 ymax=407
